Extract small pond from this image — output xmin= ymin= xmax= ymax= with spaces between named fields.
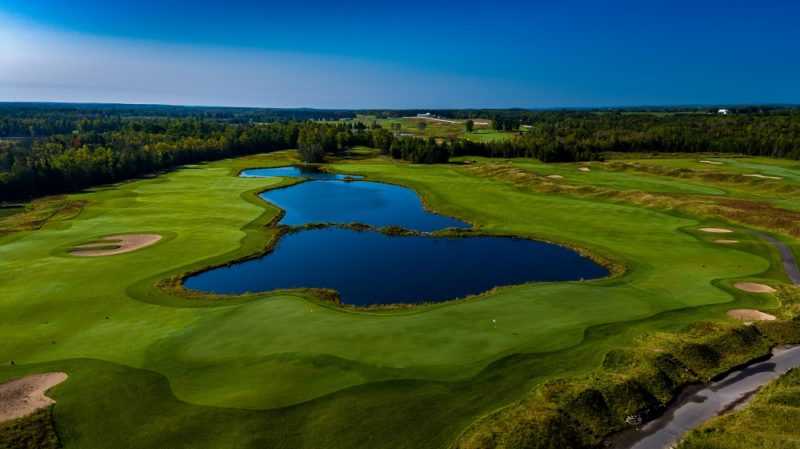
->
xmin=262 ymin=180 xmax=468 ymax=231
xmin=240 ymin=166 xmax=361 ymax=181
xmin=186 ymin=166 xmax=608 ymax=305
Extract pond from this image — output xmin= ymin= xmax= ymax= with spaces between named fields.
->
xmin=185 ymin=166 xmax=608 ymax=305
xmin=185 ymin=227 xmax=608 ymax=306
xmin=262 ymin=180 xmax=468 ymax=231
xmin=240 ymin=166 xmax=362 ymax=181
xmin=243 ymin=166 xmax=467 ymax=230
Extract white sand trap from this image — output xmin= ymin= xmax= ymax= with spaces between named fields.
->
xmin=743 ymin=174 xmax=782 ymax=180
xmin=727 ymin=309 xmax=776 ymax=321
xmin=734 ymin=282 xmax=777 ymax=293
xmin=547 ymin=175 xmax=564 ymax=179
xmin=699 ymin=160 xmax=724 ymax=165
xmin=578 ymin=167 xmax=591 ymax=172
xmin=699 ymin=227 xmax=734 ymax=233
xmin=0 ymin=373 xmax=67 ymax=422
xmin=71 ymin=234 xmax=161 ymax=257
xmin=715 ymin=239 xmax=739 ymax=244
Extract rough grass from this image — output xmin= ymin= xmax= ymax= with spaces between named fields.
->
xmin=0 ymin=151 xmax=796 ymax=448
xmin=0 ymin=408 xmax=60 ymax=449
xmin=679 ymin=368 xmax=800 ymax=449
xmin=456 ymin=321 xmax=781 ymax=448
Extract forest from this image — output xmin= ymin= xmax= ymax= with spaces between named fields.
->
xmin=1 ymin=104 xmax=799 ymax=201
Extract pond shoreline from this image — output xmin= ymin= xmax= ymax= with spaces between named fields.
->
xmin=178 ymin=165 xmax=613 ymax=308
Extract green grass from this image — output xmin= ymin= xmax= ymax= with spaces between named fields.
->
xmin=0 ymin=207 xmax=23 ymax=219
xmin=0 ymin=151 xmax=795 ymax=448
xmin=339 ymin=114 xmax=509 ymax=140
xmin=463 ymin=129 xmax=515 ymax=142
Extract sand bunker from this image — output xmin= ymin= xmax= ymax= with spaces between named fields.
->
xmin=546 ymin=175 xmax=564 ymax=179
xmin=578 ymin=167 xmax=591 ymax=172
xmin=726 ymin=309 xmax=776 ymax=321
xmin=715 ymin=239 xmax=739 ymax=244
xmin=734 ymin=282 xmax=777 ymax=293
xmin=699 ymin=160 xmax=724 ymax=165
xmin=71 ymin=234 xmax=161 ymax=257
xmin=743 ymin=174 xmax=782 ymax=180
xmin=0 ymin=373 xmax=67 ymax=422
xmin=699 ymin=227 xmax=734 ymax=233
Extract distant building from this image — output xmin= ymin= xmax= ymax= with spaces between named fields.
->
xmin=417 ymin=113 xmax=432 ymax=118
xmin=717 ymin=109 xmax=730 ymax=115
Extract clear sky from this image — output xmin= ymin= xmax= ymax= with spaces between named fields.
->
xmin=1 ymin=0 xmax=798 ymax=108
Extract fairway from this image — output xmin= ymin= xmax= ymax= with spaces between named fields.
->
xmin=0 ymin=151 xmax=796 ymax=448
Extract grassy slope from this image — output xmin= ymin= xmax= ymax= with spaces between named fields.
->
xmin=0 ymin=151 xmax=795 ymax=448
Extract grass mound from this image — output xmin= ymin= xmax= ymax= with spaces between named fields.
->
xmin=456 ymin=322 xmax=776 ymax=448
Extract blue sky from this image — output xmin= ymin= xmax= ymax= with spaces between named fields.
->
xmin=0 ymin=0 xmax=798 ymax=108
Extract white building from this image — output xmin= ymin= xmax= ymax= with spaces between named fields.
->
xmin=717 ymin=109 xmax=729 ymax=115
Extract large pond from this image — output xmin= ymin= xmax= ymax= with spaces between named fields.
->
xmin=185 ymin=227 xmax=608 ymax=305
xmin=186 ymin=166 xmax=608 ymax=305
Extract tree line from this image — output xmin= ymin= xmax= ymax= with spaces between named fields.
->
xmin=0 ymin=103 xmax=357 ymax=137
xmin=2 ymin=105 xmax=800 ymax=201
xmin=0 ymin=119 xmax=300 ymax=201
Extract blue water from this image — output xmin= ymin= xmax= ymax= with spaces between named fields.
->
xmin=185 ymin=166 xmax=608 ymax=305
xmin=262 ymin=180 xmax=468 ymax=231
xmin=240 ymin=166 xmax=362 ymax=180
xmin=185 ymin=228 xmax=608 ymax=306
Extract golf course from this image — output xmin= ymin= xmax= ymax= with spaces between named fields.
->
xmin=1 ymin=146 xmax=799 ymax=448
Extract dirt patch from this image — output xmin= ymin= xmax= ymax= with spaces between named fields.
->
xmin=715 ymin=239 xmax=739 ymax=244
xmin=546 ymin=175 xmax=564 ymax=179
xmin=734 ymin=282 xmax=777 ymax=293
xmin=71 ymin=234 xmax=161 ymax=257
xmin=699 ymin=227 xmax=734 ymax=233
xmin=726 ymin=309 xmax=776 ymax=321
xmin=699 ymin=160 xmax=724 ymax=165
xmin=0 ymin=373 xmax=67 ymax=422
xmin=578 ymin=167 xmax=591 ymax=172
xmin=743 ymin=174 xmax=782 ymax=180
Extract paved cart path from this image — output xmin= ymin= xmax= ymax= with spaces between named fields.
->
xmin=617 ymin=346 xmax=800 ymax=449
xmin=753 ymin=231 xmax=800 ymax=285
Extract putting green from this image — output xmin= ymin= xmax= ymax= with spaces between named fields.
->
xmin=0 ymin=151 xmax=793 ymax=448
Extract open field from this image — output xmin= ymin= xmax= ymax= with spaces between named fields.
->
xmin=1 ymin=151 xmax=798 ymax=448
xmin=335 ymin=114 xmax=516 ymax=142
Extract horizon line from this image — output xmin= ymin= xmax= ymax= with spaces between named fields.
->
xmin=2 ymin=101 xmax=799 ymax=112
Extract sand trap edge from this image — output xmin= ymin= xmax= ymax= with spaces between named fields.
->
xmin=734 ymin=282 xmax=777 ymax=293
xmin=0 ymin=372 xmax=68 ymax=422
xmin=726 ymin=309 xmax=776 ymax=321
xmin=70 ymin=234 xmax=162 ymax=257
xmin=699 ymin=227 xmax=734 ymax=234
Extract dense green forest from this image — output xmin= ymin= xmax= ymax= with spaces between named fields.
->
xmin=0 ymin=103 xmax=356 ymax=137
xmin=1 ymin=104 xmax=799 ymax=201
xmin=0 ymin=119 xmax=301 ymax=200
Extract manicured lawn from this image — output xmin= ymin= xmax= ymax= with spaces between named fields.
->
xmin=0 ymin=151 xmax=793 ymax=448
